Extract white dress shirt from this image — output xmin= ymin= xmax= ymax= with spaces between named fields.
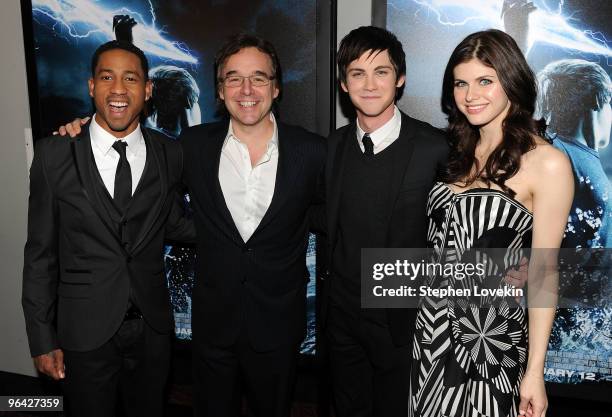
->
xmin=356 ymin=105 xmax=402 ymax=154
xmin=219 ymin=114 xmax=279 ymax=242
xmin=89 ymin=114 xmax=147 ymax=197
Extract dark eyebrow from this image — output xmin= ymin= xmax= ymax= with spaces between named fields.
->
xmin=224 ymin=70 xmax=272 ymax=77
xmin=453 ymin=75 xmax=495 ymax=82
xmin=374 ymin=65 xmax=393 ymax=71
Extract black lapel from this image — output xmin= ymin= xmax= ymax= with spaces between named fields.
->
xmin=70 ymin=127 xmax=124 ymax=250
xmin=249 ymin=122 xmax=302 ymax=240
xmin=327 ymin=123 xmax=355 ymax=254
xmin=130 ymin=129 xmax=168 ymax=254
xmin=384 ymin=112 xmax=417 ymax=241
xmin=200 ymin=123 xmax=244 ymax=244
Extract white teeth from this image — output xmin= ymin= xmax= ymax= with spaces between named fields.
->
xmin=110 ymin=102 xmax=128 ymax=107
xmin=239 ymin=101 xmax=256 ymax=107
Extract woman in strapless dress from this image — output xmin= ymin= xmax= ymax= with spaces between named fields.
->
xmin=409 ymin=29 xmax=574 ymax=417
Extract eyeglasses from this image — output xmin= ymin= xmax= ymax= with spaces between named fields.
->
xmin=221 ymin=74 xmax=275 ymax=88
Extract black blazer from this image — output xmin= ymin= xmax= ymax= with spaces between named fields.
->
xmin=321 ymin=111 xmax=449 ymax=346
xmin=22 ymin=127 xmax=195 ymax=357
xmin=180 ymin=120 xmax=325 ymax=351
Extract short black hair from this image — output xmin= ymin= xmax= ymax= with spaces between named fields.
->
xmin=214 ymin=33 xmax=282 ymax=97
xmin=91 ymin=40 xmax=149 ymax=80
xmin=337 ymin=26 xmax=406 ymax=87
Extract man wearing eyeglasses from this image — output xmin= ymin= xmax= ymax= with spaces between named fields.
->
xmin=54 ymin=33 xmax=325 ymax=416
xmin=179 ymin=33 xmax=326 ymax=417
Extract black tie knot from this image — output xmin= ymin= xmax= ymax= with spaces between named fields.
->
xmin=112 ymin=140 xmax=128 ymax=156
xmin=362 ymin=133 xmax=374 ymax=156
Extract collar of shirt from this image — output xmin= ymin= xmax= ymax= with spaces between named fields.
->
xmin=224 ymin=113 xmax=279 ymax=164
xmin=555 ymin=134 xmax=599 ymax=159
xmin=90 ymin=114 xmax=145 ymax=158
xmin=356 ymin=105 xmax=401 ymax=153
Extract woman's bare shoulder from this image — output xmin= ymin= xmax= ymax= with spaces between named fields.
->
xmin=523 ymin=135 xmax=571 ymax=177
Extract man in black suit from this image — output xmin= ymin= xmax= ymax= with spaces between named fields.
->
xmin=319 ymin=26 xmax=448 ymax=417
xmin=178 ymin=34 xmax=325 ymax=417
xmin=53 ymin=34 xmax=324 ymax=417
xmin=22 ymin=41 xmax=194 ymax=417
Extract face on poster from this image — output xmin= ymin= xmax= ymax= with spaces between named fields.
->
xmin=386 ymin=0 xmax=611 ymax=384
xmin=28 ymin=0 xmax=319 ymax=354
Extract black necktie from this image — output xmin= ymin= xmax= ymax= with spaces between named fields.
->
xmin=112 ymin=140 xmax=132 ymax=212
xmin=362 ymin=133 xmax=374 ymax=156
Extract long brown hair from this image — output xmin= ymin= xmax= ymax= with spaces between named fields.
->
xmin=441 ymin=29 xmax=546 ymax=196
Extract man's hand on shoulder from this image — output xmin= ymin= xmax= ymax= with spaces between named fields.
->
xmin=53 ymin=116 xmax=90 ymax=138
xmin=33 ymin=348 xmax=65 ymax=380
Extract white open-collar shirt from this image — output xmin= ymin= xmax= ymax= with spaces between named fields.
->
xmin=219 ymin=113 xmax=279 ymax=242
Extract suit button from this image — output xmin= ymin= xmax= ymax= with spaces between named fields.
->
xmin=321 ymin=269 xmax=330 ymax=281
xmin=122 ymin=220 xmax=128 ymax=226
xmin=126 ymin=256 xmax=132 ymax=263
xmin=122 ymin=242 xmax=129 ymax=248
xmin=242 ymin=247 xmax=251 ymax=253
xmin=241 ymin=276 xmax=247 ymax=284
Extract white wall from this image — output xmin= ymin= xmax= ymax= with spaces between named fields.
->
xmin=336 ymin=0 xmax=372 ymax=128
xmin=0 ymin=0 xmax=36 ymax=376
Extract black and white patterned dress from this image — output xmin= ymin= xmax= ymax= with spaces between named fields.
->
xmin=409 ymin=182 xmax=532 ymax=417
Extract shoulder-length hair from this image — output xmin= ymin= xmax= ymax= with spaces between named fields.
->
xmin=440 ymin=29 xmax=545 ymax=196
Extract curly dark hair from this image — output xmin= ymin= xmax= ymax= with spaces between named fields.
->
xmin=440 ymin=29 xmax=546 ymax=197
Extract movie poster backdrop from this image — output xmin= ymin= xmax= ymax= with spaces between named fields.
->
xmin=23 ymin=0 xmax=327 ymax=354
xmin=382 ymin=0 xmax=611 ymax=386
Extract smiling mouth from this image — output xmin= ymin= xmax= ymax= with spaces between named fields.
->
xmin=466 ymin=104 xmax=487 ymax=114
xmin=239 ymin=101 xmax=257 ymax=108
xmin=108 ymin=101 xmax=128 ymax=113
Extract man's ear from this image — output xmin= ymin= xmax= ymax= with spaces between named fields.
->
xmin=145 ymin=79 xmax=152 ymax=101
xmin=88 ymin=78 xmax=95 ymax=98
xmin=340 ymin=81 xmax=348 ymax=93
xmin=218 ymin=84 xmax=225 ymax=101
xmin=396 ymin=74 xmax=406 ymax=88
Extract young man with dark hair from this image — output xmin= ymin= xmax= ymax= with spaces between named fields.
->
xmin=23 ymin=40 xmax=194 ymax=417
xmin=320 ymin=26 xmax=448 ymax=417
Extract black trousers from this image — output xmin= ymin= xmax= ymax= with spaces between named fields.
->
xmin=62 ymin=317 xmax=171 ymax=417
xmin=192 ymin=331 xmax=300 ymax=417
xmin=327 ymin=305 xmax=411 ymax=417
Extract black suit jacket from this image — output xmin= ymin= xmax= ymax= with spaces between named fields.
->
xmin=180 ymin=120 xmax=325 ymax=351
xmin=22 ymin=126 xmax=195 ymax=357
xmin=320 ymin=111 xmax=449 ymax=346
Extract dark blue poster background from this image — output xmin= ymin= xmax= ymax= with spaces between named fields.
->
xmin=386 ymin=0 xmax=611 ymax=384
xmin=28 ymin=0 xmax=318 ymax=354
